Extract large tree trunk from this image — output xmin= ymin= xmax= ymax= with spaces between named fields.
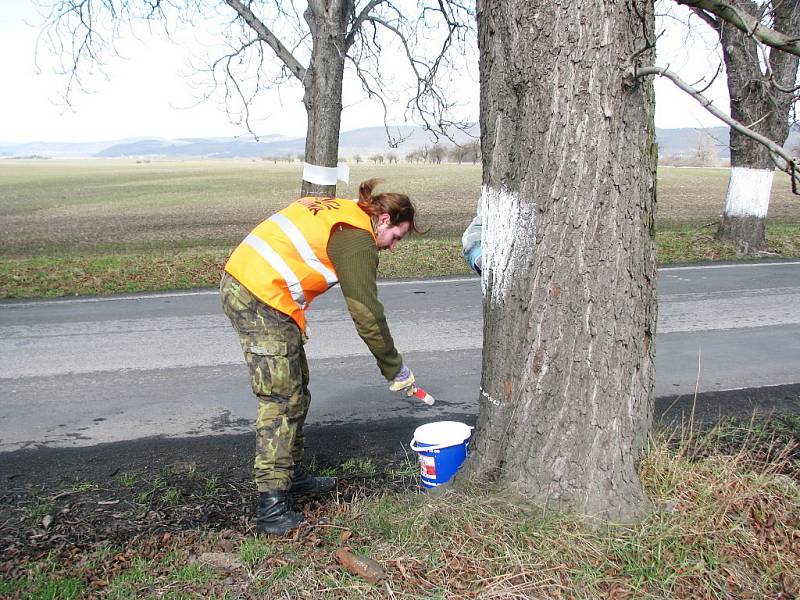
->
xmin=718 ymin=0 xmax=800 ymax=254
xmin=301 ymin=1 xmax=351 ymax=197
xmin=461 ymin=0 xmax=658 ymax=524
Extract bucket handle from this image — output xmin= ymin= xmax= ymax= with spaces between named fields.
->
xmin=409 ymin=429 xmax=473 ymax=453
xmin=410 ymin=439 xmax=453 ymax=452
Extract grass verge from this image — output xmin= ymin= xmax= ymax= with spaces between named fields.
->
xmin=1 ymin=418 xmax=798 ymax=599
xmin=0 ymin=237 xmax=471 ymax=299
xmin=657 ymin=222 xmax=800 ymax=264
xmin=2 ymin=226 xmax=799 ymax=299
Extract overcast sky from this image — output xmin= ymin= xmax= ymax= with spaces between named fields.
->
xmin=1 ymin=0 xmax=729 ymax=144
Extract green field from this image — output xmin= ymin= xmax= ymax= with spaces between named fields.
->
xmin=1 ymin=159 xmax=799 ymax=298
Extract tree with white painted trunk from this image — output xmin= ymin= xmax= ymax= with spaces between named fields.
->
xmin=458 ymin=0 xmax=658 ymax=523
xmin=39 ymin=0 xmax=473 ymax=197
xmin=685 ymin=0 xmax=800 ymax=253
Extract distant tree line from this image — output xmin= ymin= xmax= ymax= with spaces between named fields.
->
xmin=404 ymin=140 xmax=480 ymax=164
xmin=260 ymin=154 xmax=304 ymax=164
xmin=353 ymin=140 xmax=481 ymax=165
xmin=259 ymin=140 xmax=480 ymax=165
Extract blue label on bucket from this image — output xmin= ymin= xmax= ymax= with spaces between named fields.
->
xmin=415 ymin=439 xmax=469 ymax=488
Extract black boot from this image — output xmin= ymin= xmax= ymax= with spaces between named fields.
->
xmin=289 ymin=465 xmax=337 ymax=495
xmin=256 ymin=491 xmax=305 ymax=535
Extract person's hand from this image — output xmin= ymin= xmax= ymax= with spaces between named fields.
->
xmin=388 ymin=364 xmax=415 ymax=393
xmin=475 ymin=255 xmax=482 ymax=273
xmin=390 ymin=366 xmax=435 ymax=405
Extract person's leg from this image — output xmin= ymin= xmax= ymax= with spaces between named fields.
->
xmin=288 ymin=349 xmax=336 ymax=494
xmin=251 ymin=329 xmax=307 ymax=492
xmin=289 ymin=347 xmax=309 ymax=467
xmin=220 ymin=273 xmax=306 ymax=533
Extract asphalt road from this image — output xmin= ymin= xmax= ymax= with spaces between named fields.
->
xmin=1 ymin=260 xmax=799 ymax=452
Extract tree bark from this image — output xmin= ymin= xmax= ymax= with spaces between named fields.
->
xmin=461 ymin=0 xmax=658 ymax=524
xmin=717 ymin=0 xmax=800 ymax=253
xmin=301 ymin=1 xmax=351 ymax=197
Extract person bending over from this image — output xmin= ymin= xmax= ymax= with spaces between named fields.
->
xmin=220 ymin=178 xmax=428 ymax=535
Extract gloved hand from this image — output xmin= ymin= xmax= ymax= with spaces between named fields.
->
xmin=389 ymin=364 xmax=415 ymax=393
xmin=389 ymin=365 xmax=435 ymax=405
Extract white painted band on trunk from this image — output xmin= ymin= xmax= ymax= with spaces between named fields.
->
xmin=723 ymin=167 xmax=774 ymax=218
xmin=480 ymin=185 xmax=536 ymax=304
xmin=302 ymin=162 xmax=350 ymax=185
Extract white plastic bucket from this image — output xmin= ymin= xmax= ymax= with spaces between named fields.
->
xmin=410 ymin=421 xmax=472 ymax=488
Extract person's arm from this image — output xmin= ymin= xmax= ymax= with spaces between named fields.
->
xmin=461 ymin=212 xmax=483 ymax=274
xmin=327 ymin=225 xmax=403 ymax=380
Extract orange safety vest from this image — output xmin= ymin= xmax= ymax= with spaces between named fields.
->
xmin=224 ymin=197 xmax=376 ymax=331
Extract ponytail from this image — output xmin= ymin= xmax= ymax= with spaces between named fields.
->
xmin=357 ymin=178 xmax=423 ymax=234
xmin=357 ymin=178 xmax=381 ymax=208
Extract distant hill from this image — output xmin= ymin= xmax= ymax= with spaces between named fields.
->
xmin=0 ymin=138 xmax=155 ymax=158
xmin=657 ymin=127 xmax=729 ymax=160
xmin=93 ymin=126 xmax=479 ymax=159
xmin=2 ymin=124 xmax=797 ymax=160
xmin=94 ymin=135 xmax=294 ymax=159
xmin=0 ymin=127 xmax=477 ymax=159
xmin=656 ymin=124 xmax=800 ymax=161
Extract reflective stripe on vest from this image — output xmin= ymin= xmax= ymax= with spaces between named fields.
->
xmin=241 ymin=233 xmax=307 ymax=308
xmin=224 ymin=197 xmax=375 ymax=330
xmin=268 ymin=213 xmax=338 ymax=288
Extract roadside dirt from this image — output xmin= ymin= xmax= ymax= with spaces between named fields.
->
xmin=0 ymin=417 xmax=432 ymax=562
xmin=1 ymin=389 xmax=798 ymax=569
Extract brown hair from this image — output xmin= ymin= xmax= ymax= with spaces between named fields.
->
xmin=357 ymin=178 xmax=424 ymax=234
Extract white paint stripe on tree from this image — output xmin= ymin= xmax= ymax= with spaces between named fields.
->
xmin=480 ymin=185 xmax=536 ymax=304
xmin=723 ymin=167 xmax=775 ymax=218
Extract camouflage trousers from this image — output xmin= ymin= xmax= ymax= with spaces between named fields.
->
xmin=219 ymin=272 xmax=310 ymax=492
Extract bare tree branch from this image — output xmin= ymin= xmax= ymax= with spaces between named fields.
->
xmin=363 ymin=6 xmax=474 ymax=140
xmin=345 ymin=53 xmax=412 ymax=147
xmin=676 ymin=0 xmax=800 ymax=56
xmin=636 ymin=65 xmax=800 ymax=193
xmin=690 ymin=6 xmax=722 ymax=31
xmin=696 ymin=60 xmax=724 ymax=93
xmin=224 ymin=0 xmax=307 ymax=83
xmin=345 ymin=0 xmax=383 ymax=50
xmin=37 ymin=0 xmax=476 ymax=156
xmin=206 ymin=38 xmax=265 ymax=137
xmin=769 ymin=74 xmax=800 ymax=93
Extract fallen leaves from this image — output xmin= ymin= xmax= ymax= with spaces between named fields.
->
xmin=334 ymin=548 xmax=387 ymax=585
xmin=338 ymin=529 xmax=353 ymax=544
xmin=1 ymin=424 xmax=798 ymax=599
xmin=196 ymin=552 xmax=244 ymax=572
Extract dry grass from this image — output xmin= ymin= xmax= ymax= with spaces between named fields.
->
xmin=656 ymin=167 xmax=800 ymax=225
xmin=1 ymin=160 xmax=799 ymax=298
xmin=0 ymin=160 xmax=481 ymax=258
xmin=3 ymin=160 xmax=799 ymax=258
xmin=2 ymin=419 xmax=798 ymax=599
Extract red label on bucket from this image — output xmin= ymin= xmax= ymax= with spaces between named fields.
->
xmin=420 ymin=455 xmax=436 ymax=477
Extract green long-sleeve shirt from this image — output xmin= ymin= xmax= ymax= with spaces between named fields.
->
xmin=327 ymin=224 xmax=403 ymax=380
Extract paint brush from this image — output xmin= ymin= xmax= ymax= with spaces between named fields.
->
xmin=408 ymin=385 xmax=435 ymax=406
